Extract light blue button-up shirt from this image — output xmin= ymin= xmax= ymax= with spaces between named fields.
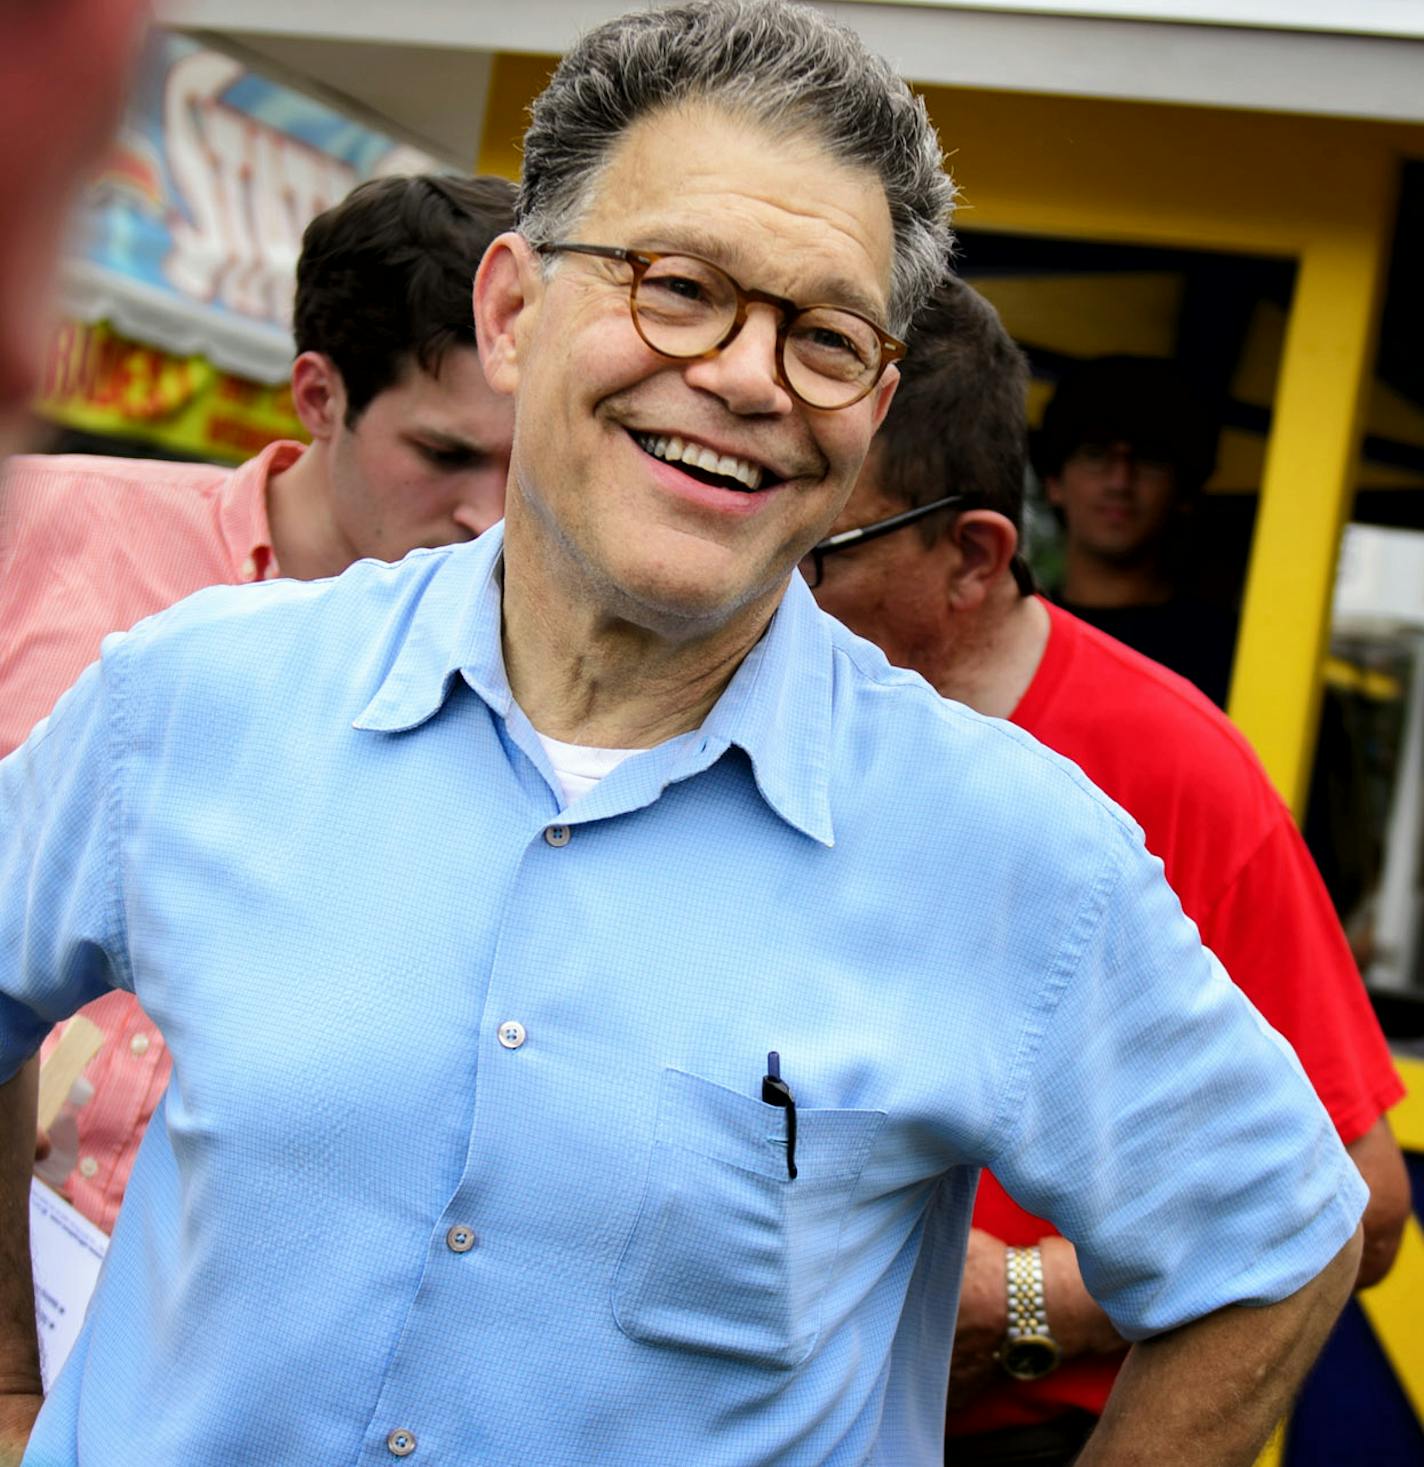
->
xmin=2 ymin=526 xmax=1363 ymax=1465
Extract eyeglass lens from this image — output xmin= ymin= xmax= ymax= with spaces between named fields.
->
xmin=631 ymin=255 xmax=884 ymax=410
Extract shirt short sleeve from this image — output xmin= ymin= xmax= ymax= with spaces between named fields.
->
xmin=985 ymin=822 xmax=1367 ymax=1341
xmin=0 ymin=640 xmax=128 ymax=1081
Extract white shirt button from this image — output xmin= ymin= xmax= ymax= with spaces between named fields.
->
xmin=497 ymin=1021 xmax=526 ymax=1050
xmin=129 ymin=1033 xmax=151 ymax=1056
xmin=386 ymin=1427 xmax=417 ymax=1456
xmin=240 ymin=555 xmax=258 ymax=582
xmin=544 ymin=824 xmax=571 ymax=847
xmin=446 ymin=1224 xmax=477 ymax=1253
xmin=78 ymin=1156 xmax=99 ymax=1179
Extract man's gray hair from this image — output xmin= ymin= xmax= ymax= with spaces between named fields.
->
xmin=517 ymin=0 xmax=955 ymax=335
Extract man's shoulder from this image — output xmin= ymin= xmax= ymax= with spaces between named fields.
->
xmin=0 ymin=453 xmax=234 ymax=555
xmin=110 ymin=544 xmax=464 ymax=711
xmin=824 ymin=616 xmax=1143 ymax=858
xmin=1042 ymin=607 xmax=1271 ymax=791
xmin=4 ymin=452 xmax=231 ymax=502
xmin=1024 ymin=607 xmax=1287 ymax=878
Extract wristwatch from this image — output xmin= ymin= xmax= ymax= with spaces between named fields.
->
xmin=997 ymin=1245 xmax=1063 ymax=1380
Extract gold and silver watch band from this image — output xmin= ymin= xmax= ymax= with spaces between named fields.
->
xmin=1006 ymin=1245 xmax=1051 ymax=1337
xmin=998 ymin=1244 xmax=1063 ymax=1380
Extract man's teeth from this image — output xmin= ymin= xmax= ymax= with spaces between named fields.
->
xmin=635 ymin=432 xmax=765 ymax=490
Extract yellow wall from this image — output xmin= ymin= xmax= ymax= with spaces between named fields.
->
xmin=905 ymin=86 xmax=1411 ymax=813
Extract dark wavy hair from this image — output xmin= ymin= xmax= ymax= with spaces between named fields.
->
xmin=293 ymin=173 xmax=516 ymax=424
xmin=877 ymin=276 xmax=1029 ymax=526
xmin=870 ymin=273 xmax=1035 ymax=592
xmin=1032 ymin=355 xmax=1218 ymax=497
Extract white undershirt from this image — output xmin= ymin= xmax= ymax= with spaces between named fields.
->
xmin=535 ymin=730 xmax=641 ymax=807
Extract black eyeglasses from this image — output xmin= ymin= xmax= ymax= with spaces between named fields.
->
xmin=800 ymin=495 xmax=968 ymax=589
xmin=801 ymin=495 xmax=1038 ymax=595
xmin=536 ymin=242 xmax=905 ymax=411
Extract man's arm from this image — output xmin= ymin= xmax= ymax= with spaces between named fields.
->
xmin=1350 ymin=1117 xmax=1409 ymax=1288
xmin=951 ymin=1113 xmax=1406 ymax=1406
xmin=0 ymin=1059 xmax=44 ymax=1466
xmin=1077 ymin=1226 xmax=1362 ymax=1466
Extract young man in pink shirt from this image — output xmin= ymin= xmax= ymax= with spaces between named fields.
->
xmin=2 ymin=171 xmax=517 ymax=1231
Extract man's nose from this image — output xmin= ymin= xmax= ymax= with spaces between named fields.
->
xmin=452 ymin=463 xmax=510 ymax=537
xmin=681 ymin=306 xmax=793 ymax=415
xmin=1102 ymin=444 xmax=1138 ymax=490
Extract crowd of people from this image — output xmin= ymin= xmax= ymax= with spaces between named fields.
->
xmin=0 ymin=1 xmax=1405 ymax=1464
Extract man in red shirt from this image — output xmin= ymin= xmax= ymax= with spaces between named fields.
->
xmin=2 ymin=171 xmax=516 ymax=1232
xmin=808 ymin=276 xmax=1410 ymax=1466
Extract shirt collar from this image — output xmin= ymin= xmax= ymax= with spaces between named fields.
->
xmin=353 ymin=524 xmax=836 ymax=845
xmin=695 ymin=573 xmax=835 ymax=845
xmin=218 ymin=439 xmax=305 ymax=580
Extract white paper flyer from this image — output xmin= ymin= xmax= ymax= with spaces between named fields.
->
xmin=29 ymin=1180 xmax=108 ymax=1391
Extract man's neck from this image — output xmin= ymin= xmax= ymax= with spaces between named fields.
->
xmin=930 ymin=582 xmax=1051 ymax=721
xmin=1059 ymin=546 xmax=1172 ymax=609
xmin=265 ymin=444 xmax=356 ymax=582
xmin=499 ymin=516 xmax=778 ymax=750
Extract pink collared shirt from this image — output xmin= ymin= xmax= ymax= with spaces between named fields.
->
xmin=1 ymin=439 xmax=303 ymax=1231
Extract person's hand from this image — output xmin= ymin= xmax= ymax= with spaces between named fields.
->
xmin=949 ymin=1231 xmax=1129 ymax=1414
xmin=947 ymin=1228 xmax=1009 ymax=1409
xmin=1038 ymin=1234 xmax=1125 ymax=1358
xmin=0 ymin=1388 xmax=43 ymax=1467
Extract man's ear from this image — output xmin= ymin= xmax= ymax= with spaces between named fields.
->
xmin=289 ymin=352 xmax=347 ymax=443
xmin=945 ymin=509 xmax=1020 ymax=612
xmin=1043 ymin=473 xmax=1064 ymax=508
xmin=867 ymin=364 xmax=899 ymax=435
xmin=474 ymin=231 xmax=541 ymax=398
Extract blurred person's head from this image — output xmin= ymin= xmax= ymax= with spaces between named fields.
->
xmin=810 ymin=274 xmax=1033 ymax=678
xmin=0 ymin=0 xmax=150 ymax=432
xmin=279 ymin=173 xmax=518 ymax=568
xmin=1034 ymin=354 xmax=1217 ymax=575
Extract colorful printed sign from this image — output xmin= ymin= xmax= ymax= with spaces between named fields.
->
xmin=64 ymin=31 xmax=435 ymax=382
xmin=35 ymin=319 xmax=304 ymax=463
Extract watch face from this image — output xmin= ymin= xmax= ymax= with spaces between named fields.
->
xmin=999 ymin=1335 xmax=1063 ymax=1381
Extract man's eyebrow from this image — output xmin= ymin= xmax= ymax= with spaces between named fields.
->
xmin=408 ymin=429 xmax=483 ymax=453
xmin=632 ymin=227 xmax=890 ymax=324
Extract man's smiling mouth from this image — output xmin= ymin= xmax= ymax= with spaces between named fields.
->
xmin=632 ymin=431 xmax=773 ymax=492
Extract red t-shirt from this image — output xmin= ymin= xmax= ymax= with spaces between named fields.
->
xmin=950 ymin=600 xmax=1404 ymax=1437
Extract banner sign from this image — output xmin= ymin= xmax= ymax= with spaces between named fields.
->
xmin=35 ymin=319 xmax=305 ymax=464
xmin=65 ymin=32 xmax=436 ymax=383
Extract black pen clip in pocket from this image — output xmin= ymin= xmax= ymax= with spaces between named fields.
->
xmin=761 ymin=1050 xmax=798 ymax=1179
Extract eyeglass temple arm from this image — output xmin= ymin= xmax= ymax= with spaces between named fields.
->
xmin=808 ymin=495 xmax=1039 ymax=598
xmin=809 ymin=494 xmax=969 ymax=556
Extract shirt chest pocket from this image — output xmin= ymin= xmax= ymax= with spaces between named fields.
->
xmin=612 ymin=1067 xmax=886 ymax=1370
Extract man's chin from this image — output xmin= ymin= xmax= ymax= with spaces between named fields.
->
xmin=597 ymin=559 xmax=790 ymax=642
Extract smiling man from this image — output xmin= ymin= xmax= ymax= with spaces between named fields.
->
xmin=0 ymin=3 xmax=1367 ymax=1464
